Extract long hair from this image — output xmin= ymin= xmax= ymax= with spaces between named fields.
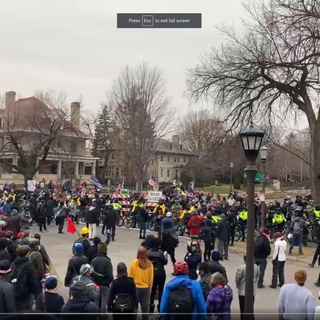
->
xmin=137 ymin=246 xmax=152 ymax=269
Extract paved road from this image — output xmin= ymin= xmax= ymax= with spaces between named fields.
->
xmin=32 ymin=223 xmax=320 ymax=313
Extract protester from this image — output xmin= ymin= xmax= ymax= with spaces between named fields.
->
xmin=206 ymin=251 xmax=228 ymax=280
xmin=184 ymin=240 xmax=202 ymax=280
xmin=107 ymin=262 xmax=139 ymax=320
xmin=235 ymin=253 xmax=260 ymax=320
xmin=197 ymin=262 xmax=212 ymax=300
xmin=35 ymin=276 xmax=65 ymax=313
xmin=206 ymin=272 xmax=233 ymax=320
xmin=34 ymin=233 xmax=50 ymax=273
xmin=216 ymin=213 xmax=230 ymax=260
xmin=277 ymin=269 xmax=315 ymax=320
xmin=129 ymin=246 xmax=154 ymax=320
xmin=0 ymin=260 xmax=16 ymax=313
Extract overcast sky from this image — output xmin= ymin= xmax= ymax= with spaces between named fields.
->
xmin=0 ymin=0 xmax=246 ymax=117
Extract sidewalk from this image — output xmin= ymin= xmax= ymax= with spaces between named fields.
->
xmin=230 ymin=241 xmax=315 ymax=264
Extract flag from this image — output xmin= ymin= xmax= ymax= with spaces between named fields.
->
xmin=148 ymin=175 xmax=158 ymax=191
xmin=114 ymin=177 xmax=124 ymax=195
xmin=67 ymin=217 xmax=76 ymax=234
xmin=90 ymin=176 xmax=102 ymax=188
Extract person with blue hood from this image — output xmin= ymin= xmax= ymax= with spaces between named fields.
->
xmin=64 ymin=243 xmax=88 ymax=287
xmin=160 ymin=260 xmax=206 ymax=320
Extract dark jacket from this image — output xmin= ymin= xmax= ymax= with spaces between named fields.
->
xmin=64 ymin=255 xmax=88 ymax=286
xmin=73 ymin=238 xmax=91 ymax=259
xmin=85 ymin=207 xmax=100 ymax=224
xmin=28 ymin=249 xmax=45 ymax=280
xmin=91 ymin=254 xmax=113 ymax=287
xmin=104 ymin=209 xmax=117 ymax=226
xmin=107 ymin=275 xmax=139 ymax=312
xmin=11 ymin=256 xmax=37 ymax=296
xmin=216 ymin=218 xmax=230 ymax=241
xmin=35 ymin=291 xmax=65 ymax=313
xmin=184 ymin=252 xmax=201 ymax=280
xmin=6 ymin=216 xmax=21 ymax=237
xmin=254 ymin=235 xmax=271 ymax=259
xmin=45 ymin=199 xmax=56 ymax=217
xmin=88 ymin=245 xmax=99 ymax=263
xmin=39 ymin=244 xmax=50 ymax=273
xmin=61 ymin=298 xmax=101 ymax=320
xmin=0 ymin=277 xmax=16 ymax=313
xmin=206 ymin=261 xmax=228 ymax=281
xmin=148 ymin=249 xmax=168 ymax=276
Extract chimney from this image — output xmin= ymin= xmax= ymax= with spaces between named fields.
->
xmin=70 ymin=102 xmax=80 ymax=126
xmin=172 ymin=135 xmax=179 ymax=146
xmin=5 ymin=91 xmax=16 ymax=109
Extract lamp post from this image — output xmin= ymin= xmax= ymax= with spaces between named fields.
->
xmin=230 ymin=162 xmax=234 ymax=192
xmin=239 ymin=124 xmax=264 ymax=320
xmin=259 ymin=145 xmax=268 ymax=228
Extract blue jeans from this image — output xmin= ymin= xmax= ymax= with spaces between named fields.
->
xmin=289 ymin=233 xmax=303 ymax=253
xmin=139 ymin=221 xmax=147 ymax=236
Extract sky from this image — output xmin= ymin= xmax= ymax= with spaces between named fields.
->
xmin=0 ymin=0 xmax=245 ymax=118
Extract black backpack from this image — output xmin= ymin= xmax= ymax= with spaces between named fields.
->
xmin=113 ymin=293 xmax=134 ymax=312
xmin=10 ymin=264 xmax=28 ymax=298
xmin=169 ymin=286 xmax=195 ymax=314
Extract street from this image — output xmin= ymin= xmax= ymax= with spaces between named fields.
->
xmin=33 ymin=223 xmax=320 ymax=313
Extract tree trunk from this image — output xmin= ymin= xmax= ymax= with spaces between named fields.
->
xmin=311 ymin=122 xmax=320 ymax=203
xmin=24 ymin=172 xmax=35 ymax=189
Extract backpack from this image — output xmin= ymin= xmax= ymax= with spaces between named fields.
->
xmin=113 ymin=293 xmax=134 ymax=312
xmin=10 ymin=264 xmax=28 ymax=298
xmin=169 ymin=287 xmax=195 ymax=314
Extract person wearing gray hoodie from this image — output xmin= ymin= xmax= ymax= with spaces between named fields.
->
xmin=197 ymin=262 xmax=212 ymax=301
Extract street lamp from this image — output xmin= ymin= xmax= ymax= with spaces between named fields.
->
xmin=230 ymin=162 xmax=234 ymax=192
xmin=239 ymin=124 xmax=264 ymax=320
xmin=259 ymin=145 xmax=269 ymax=228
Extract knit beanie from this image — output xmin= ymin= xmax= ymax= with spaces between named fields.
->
xmin=294 ymin=269 xmax=307 ymax=285
xmin=211 ymin=251 xmax=220 ymax=261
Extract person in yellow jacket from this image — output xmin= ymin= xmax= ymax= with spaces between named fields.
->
xmin=132 ymin=198 xmax=144 ymax=213
xmin=272 ymin=210 xmax=286 ymax=233
xmin=129 ymin=246 xmax=154 ymax=319
xmin=179 ymin=204 xmax=195 ymax=220
xmin=238 ymin=208 xmax=248 ymax=241
xmin=153 ymin=199 xmax=166 ymax=215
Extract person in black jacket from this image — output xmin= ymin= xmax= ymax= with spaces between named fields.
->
xmin=104 ymin=204 xmax=117 ymax=241
xmin=254 ymin=228 xmax=271 ymax=288
xmin=205 ymin=251 xmax=228 ymax=281
xmin=139 ymin=207 xmax=149 ymax=240
xmin=91 ymin=242 xmax=113 ymax=313
xmin=107 ymin=262 xmax=139 ymax=320
xmin=0 ymin=237 xmax=11 ymax=262
xmin=148 ymin=237 xmax=167 ymax=313
xmin=199 ymin=216 xmax=214 ymax=261
xmin=73 ymin=228 xmax=91 ymax=259
xmin=88 ymin=237 xmax=101 ymax=263
xmin=184 ymin=240 xmax=202 ymax=280
xmin=61 ymin=281 xmax=101 ymax=320
xmin=34 ymin=233 xmax=50 ymax=273
xmin=0 ymin=260 xmax=16 ymax=313
xmin=35 ymin=276 xmax=64 ymax=313
xmin=64 ymin=243 xmax=88 ymax=287
xmin=85 ymin=201 xmax=100 ymax=240
xmin=10 ymin=245 xmax=36 ymax=312
xmin=216 ymin=214 xmax=230 ymax=260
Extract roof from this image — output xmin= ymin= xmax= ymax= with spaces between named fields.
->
xmin=0 ymin=96 xmax=86 ymax=138
xmin=155 ymin=138 xmax=194 ymax=156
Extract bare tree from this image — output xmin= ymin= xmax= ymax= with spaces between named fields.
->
xmin=187 ymin=0 xmax=320 ymax=201
xmin=0 ymin=90 xmax=74 ymax=187
xmin=107 ymin=61 xmax=175 ymax=191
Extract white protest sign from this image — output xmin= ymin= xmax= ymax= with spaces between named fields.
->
xmin=27 ymin=180 xmax=36 ymax=192
xmin=147 ymin=191 xmax=162 ymax=203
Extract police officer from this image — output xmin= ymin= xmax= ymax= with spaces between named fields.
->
xmin=272 ymin=209 xmax=286 ymax=233
xmin=238 ymin=207 xmax=248 ymax=241
xmin=227 ymin=208 xmax=237 ymax=246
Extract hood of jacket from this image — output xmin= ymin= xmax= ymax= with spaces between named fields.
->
xmin=208 ymin=284 xmax=233 ymax=302
xmin=12 ymin=256 xmax=29 ymax=267
xmin=64 ymin=298 xmax=91 ymax=312
xmin=166 ymin=275 xmax=193 ymax=291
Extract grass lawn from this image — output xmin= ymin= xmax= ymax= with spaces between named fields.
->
xmin=200 ymin=184 xmax=268 ymax=195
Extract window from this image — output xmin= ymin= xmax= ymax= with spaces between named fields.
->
xmin=180 ymin=145 xmax=182 ymax=151
xmin=175 ymin=170 xmax=178 ymax=178
xmin=106 ymin=168 xmax=114 ymax=177
xmin=169 ymin=143 xmax=172 ymax=150
xmin=167 ymin=156 xmax=170 ymax=162
xmin=70 ymin=142 xmax=77 ymax=153
xmin=160 ymin=169 xmax=163 ymax=177
xmin=167 ymin=170 xmax=170 ymax=177
xmin=116 ymin=167 xmax=120 ymax=178
xmin=177 ymin=157 xmax=180 ymax=163
xmin=111 ymin=153 xmax=115 ymax=160
xmin=174 ymin=157 xmax=176 ymax=163
xmin=183 ymin=158 xmax=186 ymax=163
xmin=160 ymin=155 xmax=163 ymax=161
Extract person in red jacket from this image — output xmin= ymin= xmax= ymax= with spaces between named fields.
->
xmin=188 ymin=210 xmax=204 ymax=239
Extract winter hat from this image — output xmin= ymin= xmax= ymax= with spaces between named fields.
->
xmin=45 ymin=276 xmax=58 ymax=290
xmin=273 ymin=232 xmax=283 ymax=239
xmin=0 ymin=260 xmax=11 ymax=274
xmin=70 ymin=281 xmax=88 ymax=299
xmin=80 ymin=263 xmax=92 ymax=275
xmin=74 ymin=242 xmax=83 ymax=255
xmin=17 ymin=232 xmax=24 ymax=239
xmin=93 ymin=237 xmax=101 ymax=246
xmin=262 ymin=228 xmax=270 ymax=236
xmin=294 ymin=269 xmax=307 ymax=285
xmin=211 ymin=251 xmax=220 ymax=262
